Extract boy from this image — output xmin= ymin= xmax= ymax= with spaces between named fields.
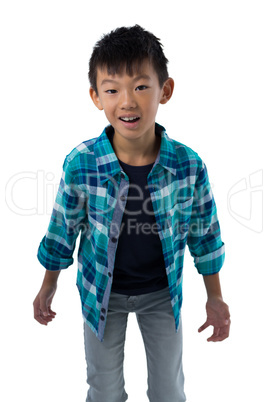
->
xmin=33 ymin=25 xmax=230 ymax=402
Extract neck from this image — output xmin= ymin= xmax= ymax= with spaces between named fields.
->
xmin=112 ymin=127 xmax=161 ymax=166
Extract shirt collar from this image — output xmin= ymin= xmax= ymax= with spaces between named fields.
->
xmin=94 ymin=123 xmax=177 ymax=185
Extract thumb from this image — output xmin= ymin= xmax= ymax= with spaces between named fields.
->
xmin=198 ymin=320 xmax=210 ymax=333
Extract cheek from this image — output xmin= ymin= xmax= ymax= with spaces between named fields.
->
xmin=100 ymin=101 xmax=112 ymax=116
xmin=144 ymin=98 xmax=160 ymax=116
xmin=103 ymin=109 xmax=113 ymax=121
xmin=143 ymin=92 xmax=160 ymax=109
xmin=102 ymin=98 xmax=116 ymax=113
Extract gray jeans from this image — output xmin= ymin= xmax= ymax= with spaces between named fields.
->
xmin=83 ymin=286 xmax=186 ymax=402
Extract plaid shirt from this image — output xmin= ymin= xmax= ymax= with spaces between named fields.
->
xmin=37 ymin=123 xmax=225 ymax=342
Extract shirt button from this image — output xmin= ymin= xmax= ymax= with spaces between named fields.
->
xmin=101 ymin=308 xmax=106 ymax=314
xmin=120 ymin=195 xmax=126 ymax=201
xmin=108 ymin=272 xmax=112 ymax=278
xmin=100 ymin=315 xmax=105 ymax=321
xmin=111 ymin=237 xmax=117 ymax=243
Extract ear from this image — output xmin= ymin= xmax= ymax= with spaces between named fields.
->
xmin=160 ymin=78 xmax=174 ymax=105
xmin=89 ymin=87 xmax=104 ymax=110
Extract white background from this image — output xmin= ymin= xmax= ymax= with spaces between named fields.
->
xmin=1 ymin=1 xmax=267 ymax=401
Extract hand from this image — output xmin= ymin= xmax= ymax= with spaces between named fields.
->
xmin=198 ymin=297 xmax=231 ymax=342
xmin=33 ymin=285 xmax=57 ymax=325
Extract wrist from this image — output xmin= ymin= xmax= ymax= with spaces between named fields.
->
xmin=203 ymin=273 xmax=223 ymax=300
xmin=207 ymin=294 xmax=223 ymax=302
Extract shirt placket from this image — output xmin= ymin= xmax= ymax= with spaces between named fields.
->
xmin=97 ymin=171 xmax=129 ymax=341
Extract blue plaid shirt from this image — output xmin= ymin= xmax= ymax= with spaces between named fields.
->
xmin=37 ymin=123 xmax=225 ymax=342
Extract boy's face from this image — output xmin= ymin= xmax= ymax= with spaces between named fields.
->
xmin=90 ymin=60 xmax=174 ymax=143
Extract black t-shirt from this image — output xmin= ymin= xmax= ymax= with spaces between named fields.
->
xmin=107 ymin=129 xmax=168 ymax=295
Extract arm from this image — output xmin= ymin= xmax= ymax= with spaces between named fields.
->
xmin=203 ymin=272 xmax=222 ymax=299
xmin=34 ymin=155 xmax=87 ymax=325
xmin=186 ymin=161 xmax=230 ymax=341
xmin=198 ymin=272 xmax=231 ymax=342
xmin=42 ymin=269 xmax=61 ymax=287
xmin=37 ymin=156 xmax=88 ymax=271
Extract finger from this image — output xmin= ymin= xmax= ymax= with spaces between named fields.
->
xmin=48 ymin=306 xmax=56 ymax=316
xmin=208 ymin=334 xmax=228 ymax=342
xmin=207 ymin=327 xmax=220 ymax=342
xmin=34 ymin=309 xmax=49 ymax=325
xmin=33 ymin=299 xmax=55 ymax=325
xmin=33 ymin=301 xmax=39 ymax=319
xmin=198 ymin=321 xmax=210 ymax=333
xmin=34 ymin=304 xmax=53 ymax=324
xmin=33 ymin=301 xmax=46 ymax=324
xmin=208 ymin=325 xmax=230 ymax=342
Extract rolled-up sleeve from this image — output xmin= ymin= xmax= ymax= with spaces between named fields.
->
xmin=187 ymin=161 xmax=225 ymax=275
xmin=37 ymin=157 xmax=87 ymax=271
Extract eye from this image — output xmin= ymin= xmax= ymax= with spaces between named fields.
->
xmin=105 ymin=89 xmax=117 ymax=94
xmin=136 ymin=85 xmax=148 ymax=91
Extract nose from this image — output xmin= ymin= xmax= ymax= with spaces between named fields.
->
xmin=119 ymin=89 xmax=137 ymax=109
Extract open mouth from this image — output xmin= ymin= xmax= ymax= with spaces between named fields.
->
xmin=119 ymin=116 xmax=140 ymax=123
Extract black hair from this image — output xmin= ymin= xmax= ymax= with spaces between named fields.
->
xmin=88 ymin=25 xmax=169 ymax=94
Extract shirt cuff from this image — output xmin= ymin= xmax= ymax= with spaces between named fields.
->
xmin=37 ymin=237 xmax=73 ymax=271
xmin=194 ymin=243 xmax=225 ymax=275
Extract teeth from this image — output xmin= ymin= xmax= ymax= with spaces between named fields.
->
xmin=121 ymin=117 xmax=138 ymax=121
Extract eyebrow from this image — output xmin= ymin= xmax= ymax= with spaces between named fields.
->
xmin=100 ymin=74 xmax=152 ymax=86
